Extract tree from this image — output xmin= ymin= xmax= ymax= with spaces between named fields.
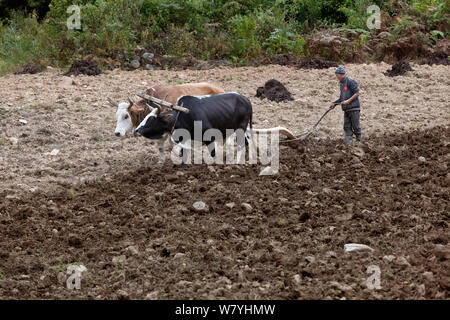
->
xmin=0 ymin=0 xmax=51 ymax=20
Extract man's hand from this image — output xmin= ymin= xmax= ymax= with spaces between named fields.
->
xmin=342 ymin=99 xmax=350 ymax=106
xmin=330 ymin=103 xmax=337 ymax=109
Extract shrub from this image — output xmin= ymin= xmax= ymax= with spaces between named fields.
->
xmin=0 ymin=12 xmax=56 ymax=74
xmin=0 ymin=0 xmax=447 ymax=75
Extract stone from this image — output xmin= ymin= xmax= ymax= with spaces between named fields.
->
xmin=173 ymin=253 xmax=186 ymax=260
xmin=241 ymin=203 xmax=253 ymax=212
xmin=130 ymin=59 xmax=140 ymax=69
xmin=352 ymin=147 xmax=365 ymax=158
xmin=395 ymin=256 xmax=411 ymax=267
xmin=383 ymin=255 xmax=396 ymax=263
xmin=154 ymin=192 xmax=164 ymax=200
xmin=225 ymin=202 xmax=235 ymax=209
xmin=259 ymin=166 xmax=278 ymax=176
xmin=344 ymin=243 xmax=374 ymax=253
xmin=112 ymin=255 xmax=126 ymax=264
xmin=127 ymin=246 xmax=139 ymax=256
xmin=434 ymin=244 xmax=450 ymax=261
xmin=418 ymin=156 xmax=426 ymax=163
xmin=142 ymin=52 xmax=155 ymax=61
xmin=111 ymin=142 xmax=122 ymax=150
xmin=117 ymin=289 xmax=129 ymax=300
xmin=193 ymin=201 xmax=208 ymax=212
xmin=56 ymin=98 xmax=69 ymax=105
xmin=57 ymin=272 xmax=66 ymax=285
xmin=144 ymin=64 xmax=155 ymax=71
xmin=9 ymin=137 xmax=18 ymax=145
xmin=145 ymin=291 xmax=159 ymax=300
xmin=330 ymin=281 xmax=353 ymax=292
xmin=18 ymin=119 xmax=28 ymax=125
xmin=423 ymin=271 xmax=434 ymax=282
xmin=378 ymin=31 xmax=392 ymax=40
xmin=45 ymin=149 xmax=59 ymax=156
xmin=417 ymin=284 xmax=425 ymax=296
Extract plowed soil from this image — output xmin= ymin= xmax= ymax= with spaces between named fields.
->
xmin=0 ymin=63 xmax=449 ymax=299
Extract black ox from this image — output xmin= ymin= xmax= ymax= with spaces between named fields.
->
xmin=135 ymin=92 xmax=254 ymax=166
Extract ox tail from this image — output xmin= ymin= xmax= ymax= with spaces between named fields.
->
xmin=247 ymin=108 xmax=258 ymax=156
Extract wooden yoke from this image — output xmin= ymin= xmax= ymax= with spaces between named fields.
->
xmin=136 ymin=93 xmax=190 ymax=114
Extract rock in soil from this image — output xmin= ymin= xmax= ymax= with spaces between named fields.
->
xmin=193 ymin=201 xmax=209 ymax=212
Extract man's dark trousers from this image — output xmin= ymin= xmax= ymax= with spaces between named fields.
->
xmin=344 ymin=110 xmax=361 ymax=144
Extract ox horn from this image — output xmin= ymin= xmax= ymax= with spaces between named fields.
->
xmin=107 ymin=97 xmax=119 ymax=108
xmin=127 ymin=96 xmax=135 ymax=106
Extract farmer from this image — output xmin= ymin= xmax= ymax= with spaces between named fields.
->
xmin=330 ymin=66 xmax=361 ymax=144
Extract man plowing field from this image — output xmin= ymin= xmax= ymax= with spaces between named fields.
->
xmin=330 ymin=66 xmax=362 ymax=145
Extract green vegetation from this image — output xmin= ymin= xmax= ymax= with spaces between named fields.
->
xmin=0 ymin=0 xmax=448 ymax=75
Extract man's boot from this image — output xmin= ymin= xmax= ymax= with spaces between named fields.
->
xmin=345 ymin=135 xmax=353 ymax=144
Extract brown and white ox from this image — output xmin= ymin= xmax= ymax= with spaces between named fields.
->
xmin=110 ymin=82 xmax=225 ymax=161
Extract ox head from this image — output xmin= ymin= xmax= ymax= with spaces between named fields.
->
xmin=135 ymin=107 xmax=174 ymax=140
xmin=109 ymin=97 xmax=135 ymax=137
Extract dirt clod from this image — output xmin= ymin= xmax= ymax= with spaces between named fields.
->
xmin=67 ymin=234 xmax=82 ymax=248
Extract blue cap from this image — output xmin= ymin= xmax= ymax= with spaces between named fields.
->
xmin=335 ymin=66 xmax=346 ymax=74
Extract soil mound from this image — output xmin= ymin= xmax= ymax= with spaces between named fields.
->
xmin=14 ymin=63 xmax=41 ymax=75
xmin=64 ymin=60 xmax=102 ymax=76
xmin=256 ymin=79 xmax=294 ymax=103
xmin=384 ymin=61 xmax=413 ymax=77
xmin=421 ymin=51 xmax=449 ymax=66
xmin=297 ymin=57 xmax=338 ymax=70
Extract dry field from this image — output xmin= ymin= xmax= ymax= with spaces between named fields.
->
xmin=0 ymin=63 xmax=448 ymax=299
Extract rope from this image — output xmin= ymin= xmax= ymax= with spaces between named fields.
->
xmin=170 ymin=110 xmax=181 ymax=135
